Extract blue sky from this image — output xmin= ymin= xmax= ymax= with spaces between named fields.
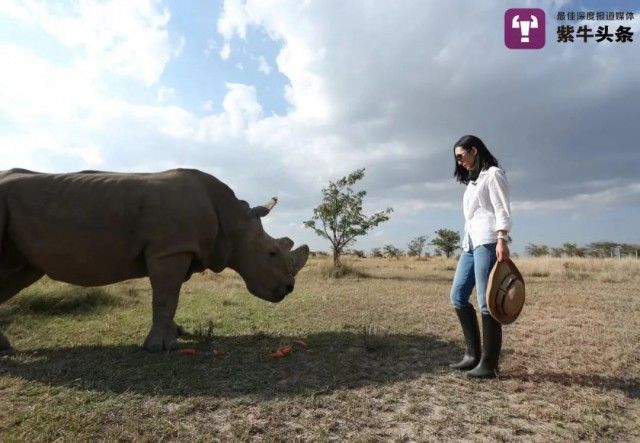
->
xmin=0 ymin=0 xmax=639 ymax=256
xmin=162 ymin=1 xmax=288 ymax=117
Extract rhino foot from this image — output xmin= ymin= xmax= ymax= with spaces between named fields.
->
xmin=143 ymin=324 xmax=178 ymax=353
xmin=174 ymin=322 xmax=186 ymax=337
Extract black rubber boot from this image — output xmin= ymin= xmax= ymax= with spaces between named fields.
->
xmin=467 ymin=313 xmax=502 ymax=379
xmin=449 ymin=305 xmax=480 ymax=370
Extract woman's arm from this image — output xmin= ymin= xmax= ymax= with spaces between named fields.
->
xmin=496 ymin=229 xmax=510 ymax=262
xmin=488 ymin=169 xmax=512 ymax=262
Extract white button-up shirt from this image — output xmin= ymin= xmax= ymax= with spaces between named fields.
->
xmin=461 ymin=166 xmax=512 ymax=252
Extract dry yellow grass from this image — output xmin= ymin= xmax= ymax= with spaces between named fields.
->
xmin=0 ymin=255 xmax=638 ymax=441
xmin=515 ymin=256 xmax=640 ymax=282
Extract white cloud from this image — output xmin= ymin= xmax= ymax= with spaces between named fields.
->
xmin=219 ymin=42 xmax=231 ymax=60
xmin=0 ymin=132 xmax=103 ymax=170
xmin=0 ymin=44 xmax=96 ymax=126
xmin=514 ymin=183 xmax=640 ymax=212
xmin=218 ymin=0 xmax=329 ymax=120
xmin=257 ymin=55 xmax=272 ymax=75
xmin=216 ymin=0 xmax=250 ymax=41
xmin=198 ymin=83 xmax=263 ymax=139
xmin=156 ymin=86 xmax=176 ymax=103
xmin=2 ymin=0 xmax=176 ymax=86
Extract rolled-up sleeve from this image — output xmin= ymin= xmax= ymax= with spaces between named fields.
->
xmin=487 ymin=168 xmax=512 ymax=232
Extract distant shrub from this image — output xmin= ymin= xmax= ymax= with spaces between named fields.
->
xmin=383 ymin=244 xmax=403 ymax=259
xmin=530 ymin=271 xmax=550 ymax=278
xmin=312 ymin=261 xmax=370 ymax=279
xmin=346 ymin=249 xmax=366 ymax=258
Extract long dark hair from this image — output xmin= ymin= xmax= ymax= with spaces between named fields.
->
xmin=453 ymin=135 xmax=500 ymax=185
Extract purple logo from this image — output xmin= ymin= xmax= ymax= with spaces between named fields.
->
xmin=505 ymin=8 xmax=545 ymax=49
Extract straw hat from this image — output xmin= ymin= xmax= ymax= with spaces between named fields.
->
xmin=486 ymin=259 xmax=525 ymax=325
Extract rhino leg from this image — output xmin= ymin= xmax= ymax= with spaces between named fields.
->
xmin=173 ymin=321 xmax=186 ymax=337
xmin=0 ymin=266 xmax=44 ymax=352
xmin=143 ymin=253 xmax=192 ymax=353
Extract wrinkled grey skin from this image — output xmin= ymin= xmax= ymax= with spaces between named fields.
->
xmin=0 ymin=168 xmax=309 ymax=352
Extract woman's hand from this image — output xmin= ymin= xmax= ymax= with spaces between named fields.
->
xmin=496 ymin=239 xmax=510 ymax=262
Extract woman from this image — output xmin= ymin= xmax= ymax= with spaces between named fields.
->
xmin=449 ymin=135 xmax=511 ymax=379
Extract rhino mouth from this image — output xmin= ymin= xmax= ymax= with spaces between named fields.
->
xmin=275 ymin=282 xmax=294 ymax=301
xmin=265 ymin=282 xmax=294 ymax=302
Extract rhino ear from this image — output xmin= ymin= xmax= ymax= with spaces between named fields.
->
xmin=249 ymin=197 xmax=278 ymax=218
xmin=278 ymin=237 xmax=294 ymax=251
xmin=291 ymin=245 xmax=309 ymax=276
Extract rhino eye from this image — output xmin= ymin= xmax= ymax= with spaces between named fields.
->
xmin=269 ymin=249 xmax=278 ymax=257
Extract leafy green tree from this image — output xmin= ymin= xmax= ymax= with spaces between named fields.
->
xmin=431 ymin=229 xmax=460 ymax=258
xmin=371 ymin=247 xmax=384 ymax=258
xmin=407 ymin=235 xmax=428 ymax=258
xmin=525 ymin=243 xmax=549 ymax=257
xmin=304 ymin=169 xmax=393 ymax=268
xmin=383 ymin=244 xmax=403 ymax=259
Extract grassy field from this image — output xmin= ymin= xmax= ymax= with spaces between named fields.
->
xmin=1 ymin=256 xmax=639 ymax=441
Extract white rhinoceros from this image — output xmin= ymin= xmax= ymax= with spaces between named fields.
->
xmin=0 ymin=168 xmax=309 ymax=352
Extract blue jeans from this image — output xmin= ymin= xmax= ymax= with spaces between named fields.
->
xmin=450 ymin=242 xmax=497 ymax=315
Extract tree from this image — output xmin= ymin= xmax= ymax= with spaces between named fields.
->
xmin=525 ymin=243 xmax=549 ymax=257
xmin=383 ymin=244 xmax=403 ymax=259
xmin=550 ymin=247 xmax=563 ymax=257
xmin=585 ymin=241 xmax=615 ymax=258
xmin=347 ymin=249 xmax=366 ymax=258
xmin=371 ymin=247 xmax=383 ymax=258
xmin=304 ymin=169 xmax=393 ymax=268
xmin=562 ymin=242 xmax=585 ymax=257
xmin=621 ymin=243 xmax=640 ymax=257
xmin=407 ymin=235 xmax=428 ymax=258
xmin=431 ymin=229 xmax=460 ymax=258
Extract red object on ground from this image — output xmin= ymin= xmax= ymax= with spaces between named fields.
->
xmin=292 ymin=339 xmax=309 ymax=349
xmin=176 ymin=348 xmax=197 ymax=355
xmin=268 ymin=340 xmax=311 ymax=358
xmin=270 ymin=345 xmax=292 ymax=358
xmin=280 ymin=345 xmax=292 ymax=355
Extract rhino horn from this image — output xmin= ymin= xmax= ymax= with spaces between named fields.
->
xmin=249 ymin=197 xmax=278 ymax=218
xmin=291 ymin=244 xmax=310 ymax=276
